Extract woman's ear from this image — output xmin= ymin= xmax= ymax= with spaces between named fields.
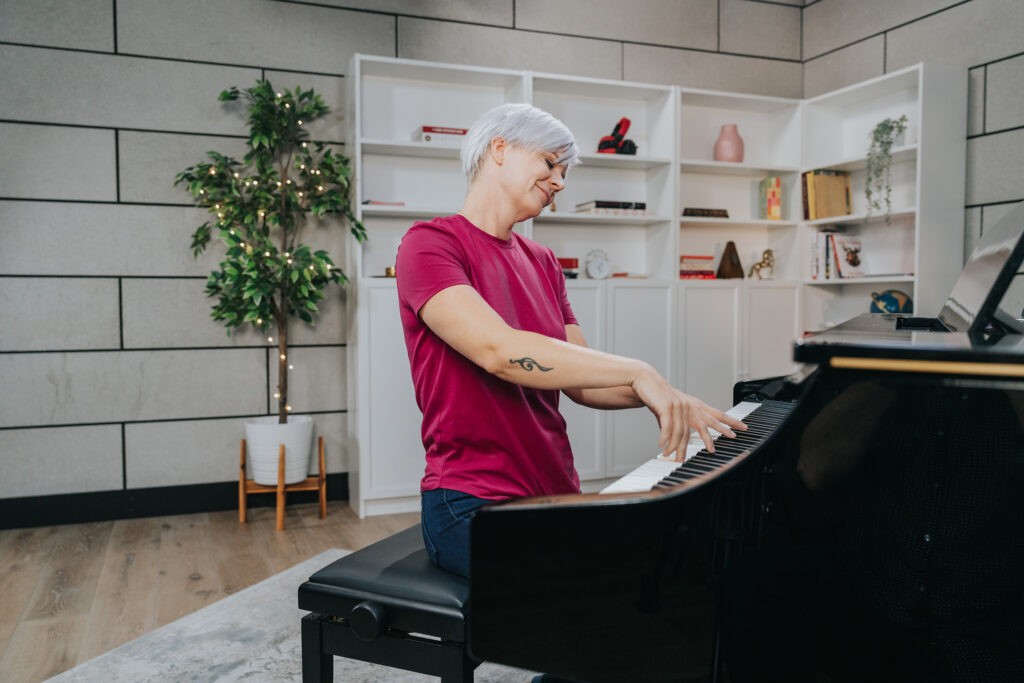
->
xmin=489 ymin=136 xmax=506 ymax=166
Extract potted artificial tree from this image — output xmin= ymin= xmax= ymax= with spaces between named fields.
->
xmin=175 ymin=80 xmax=365 ymax=485
xmin=865 ymin=114 xmax=908 ymax=221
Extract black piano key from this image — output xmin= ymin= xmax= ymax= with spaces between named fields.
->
xmin=653 ymin=400 xmax=794 ymax=489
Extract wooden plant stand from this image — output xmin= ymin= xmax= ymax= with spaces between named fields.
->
xmin=239 ymin=436 xmax=327 ymax=531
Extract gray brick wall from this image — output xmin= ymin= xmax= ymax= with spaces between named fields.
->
xmin=0 ymin=0 xmax=1019 ymax=502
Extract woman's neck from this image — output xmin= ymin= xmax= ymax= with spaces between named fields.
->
xmin=459 ymin=185 xmax=517 ymax=240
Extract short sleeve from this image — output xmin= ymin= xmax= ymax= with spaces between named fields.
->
xmin=396 ymin=221 xmax=470 ymax=317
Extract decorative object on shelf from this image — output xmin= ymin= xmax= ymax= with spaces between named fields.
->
xmin=557 ymin=257 xmax=579 ymax=279
xmin=865 ymin=115 xmax=908 ymax=220
xmin=748 ymin=249 xmax=775 ymax=280
xmin=680 ymin=254 xmax=716 ymax=280
xmin=175 ymin=79 xmax=365 ymax=482
xmin=597 ymin=117 xmax=638 ymax=155
xmin=870 ymin=289 xmax=913 ymax=314
xmin=713 ymin=123 xmax=744 ymax=162
xmin=682 ymin=207 xmax=729 ymax=218
xmin=416 ymin=125 xmax=468 ymax=145
xmin=759 ymin=176 xmax=782 ymax=220
xmin=585 ymin=249 xmax=611 ymax=279
xmin=716 ymin=241 xmax=744 ymax=279
xmin=575 ymin=200 xmax=648 ymax=216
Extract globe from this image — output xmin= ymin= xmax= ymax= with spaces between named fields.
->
xmin=870 ymin=289 xmax=913 ymax=314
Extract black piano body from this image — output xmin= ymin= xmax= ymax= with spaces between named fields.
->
xmin=468 ymin=314 xmax=1024 ymax=682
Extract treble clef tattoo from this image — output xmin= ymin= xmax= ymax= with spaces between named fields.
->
xmin=509 ymin=357 xmax=552 ymax=372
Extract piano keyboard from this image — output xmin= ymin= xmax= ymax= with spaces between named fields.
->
xmin=600 ymin=399 xmax=795 ymax=494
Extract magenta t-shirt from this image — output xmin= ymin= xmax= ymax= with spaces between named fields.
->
xmin=395 ymin=214 xmax=581 ymax=500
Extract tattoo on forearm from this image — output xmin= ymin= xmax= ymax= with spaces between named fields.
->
xmin=509 ymin=357 xmax=552 ymax=372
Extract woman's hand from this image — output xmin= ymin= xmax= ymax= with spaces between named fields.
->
xmin=630 ymin=365 xmax=747 ymax=460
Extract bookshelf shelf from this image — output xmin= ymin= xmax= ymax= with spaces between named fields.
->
xmin=538 ymin=212 xmax=670 ymax=226
xmin=804 ymin=207 xmax=917 ymax=227
xmin=361 ymin=139 xmax=462 ymax=159
xmin=804 ymin=275 xmax=916 ymax=287
xmin=680 ymin=159 xmax=801 ymax=177
xmin=680 ymin=217 xmax=797 ymax=229
xmin=578 ymin=153 xmax=673 ymax=170
xmin=808 ymin=145 xmax=917 ymax=174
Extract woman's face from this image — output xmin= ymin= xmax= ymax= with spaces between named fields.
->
xmin=501 ymin=144 xmax=568 ymax=218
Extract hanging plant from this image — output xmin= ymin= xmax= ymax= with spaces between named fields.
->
xmin=864 ymin=114 xmax=908 ymax=220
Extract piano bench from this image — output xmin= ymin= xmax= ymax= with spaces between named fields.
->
xmin=297 ymin=524 xmax=478 ymax=683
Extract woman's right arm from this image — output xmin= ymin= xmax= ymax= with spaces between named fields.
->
xmin=419 ymin=283 xmax=745 ymax=458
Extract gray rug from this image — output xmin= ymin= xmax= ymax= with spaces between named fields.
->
xmin=49 ymin=548 xmax=536 ymax=682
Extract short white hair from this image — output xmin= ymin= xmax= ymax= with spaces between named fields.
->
xmin=461 ymin=103 xmax=580 ymax=183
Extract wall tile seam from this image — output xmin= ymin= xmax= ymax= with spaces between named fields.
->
xmin=1 ymin=41 xmax=350 ymax=80
xmin=967 ymin=123 xmax=1024 ymax=140
xmin=270 ymin=0 xmax=513 ymax=30
xmin=0 ymin=343 xmax=349 ymax=354
xmin=0 ymin=274 xmax=206 ymax=280
xmin=0 ymin=39 xmax=114 ymax=56
xmin=811 ymin=0 xmax=976 ymax=64
xmin=480 ymin=25 xmax=803 ymax=64
xmin=967 ymin=198 xmax=1024 ymax=210
xmin=0 ymin=409 xmax=350 ymax=432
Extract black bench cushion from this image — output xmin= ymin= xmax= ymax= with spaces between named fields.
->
xmin=299 ymin=525 xmax=469 ymax=611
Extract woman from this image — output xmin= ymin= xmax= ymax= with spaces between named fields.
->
xmin=396 ymin=102 xmax=746 ymax=578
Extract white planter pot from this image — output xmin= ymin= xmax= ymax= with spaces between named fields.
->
xmin=245 ymin=415 xmax=314 ymax=485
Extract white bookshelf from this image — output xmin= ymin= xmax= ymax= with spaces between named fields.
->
xmin=800 ymin=62 xmax=967 ymax=330
xmin=345 ymin=54 xmax=966 ymax=516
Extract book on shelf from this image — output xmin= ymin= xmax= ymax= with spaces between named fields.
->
xmin=812 ymin=228 xmax=865 ymax=280
xmin=758 ymin=176 xmax=782 ymax=220
xmin=575 ymin=200 xmax=648 ymax=216
xmin=416 ymin=125 xmax=468 ymax=145
xmin=832 ymin=233 xmax=864 ymax=278
xmin=802 ymin=170 xmax=851 ymax=220
xmin=682 ymin=207 xmax=729 ymax=218
xmin=679 ymin=254 xmax=716 ymax=279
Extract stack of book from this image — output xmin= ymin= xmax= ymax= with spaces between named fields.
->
xmin=758 ymin=176 xmax=782 ymax=220
xmin=679 ymin=254 xmax=716 ymax=280
xmin=812 ymin=229 xmax=864 ymax=280
xmin=574 ymin=200 xmax=648 ymax=216
xmin=802 ymin=170 xmax=851 ymax=220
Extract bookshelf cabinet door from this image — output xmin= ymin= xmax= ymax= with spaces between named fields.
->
xmin=680 ymin=282 xmax=741 ymax=411
xmin=743 ymin=283 xmax=801 ymax=381
xmin=563 ymin=282 xmax=605 ymax=481
xmin=606 ymin=282 xmax=676 ymax=476
xmin=360 ymin=283 xmax=424 ymax=502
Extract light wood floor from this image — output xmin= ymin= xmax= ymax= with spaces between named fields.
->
xmin=0 ymin=502 xmax=420 ymax=683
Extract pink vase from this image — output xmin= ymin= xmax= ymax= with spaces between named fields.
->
xmin=713 ymin=123 xmax=744 ymax=163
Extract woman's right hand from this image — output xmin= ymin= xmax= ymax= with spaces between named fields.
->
xmin=630 ymin=365 xmax=747 ymax=460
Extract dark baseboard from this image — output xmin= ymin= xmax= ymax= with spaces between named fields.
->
xmin=0 ymin=473 xmax=349 ymax=530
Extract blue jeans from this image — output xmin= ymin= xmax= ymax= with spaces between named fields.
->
xmin=421 ymin=488 xmax=494 ymax=578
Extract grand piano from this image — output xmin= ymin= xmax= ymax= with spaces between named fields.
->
xmin=468 ymin=204 xmax=1024 ymax=682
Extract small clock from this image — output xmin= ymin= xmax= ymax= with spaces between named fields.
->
xmin=585 ymin=249 xmax=611 ymax=280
